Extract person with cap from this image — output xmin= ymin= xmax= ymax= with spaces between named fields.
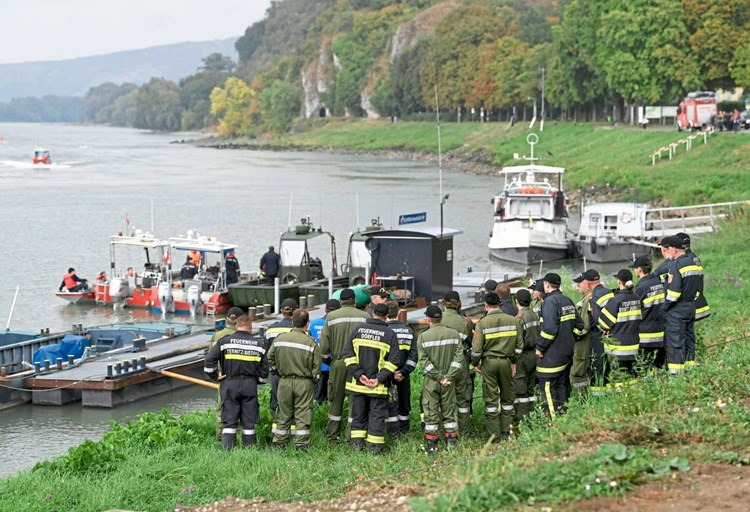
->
xmin=440 ymin=290 xmax=475 ymax=435
xmin=385 ymin=300 xmax=417 ymax=435
xmin=308 ymin=299 xmax=340 ymax=404
xmin=267 ymin=309 xmax=321 ymax=451
xmin=260 ymin=246 xmax=281 ymax=284
xmin=630 ymin=256 xmax=666 ymax=372
xmin=597 ymin=269 xmax=642 ymax=387
xmin=367 ymin=287 xmax=390 ymax=316
xmin=342 ymin=303 xmax=399 ymax=453
xmin=180 ymin=256 xmax=198 ymax=280
xmin=59 ymin=267 xmax=89 ymax=292
xmin=585 ymin=269 xmax=614 ymax=394
xmin=569 ymin=273 xmax=592 ymax=395
xmin=661 ymin=236 xmax=703 ymax=374
xmin=204 ymin=314 xmax=268 ymax=450
xmin=418 ymin=305 xmax=466 ymax=454
xmin=676 ymin=232 xmax=710 ymax=367
xmin=320 ymin=288 xmax=370 ymax=442
xmin=495 ymin=284 xmax=519 ymax=317
xmin=513 ymin=288 xmax=540 ymax=421
xmin=225 ymin=251 xmax=240 ymax=285
xmin=529 ymin=279 xmax=546 ymax=315
xmin=536 ymin=273 xmax=584 ymax=419
xmin=208 ymin=306 xmax=244 ymax=439
xmin=265 ymin=298 xmax=297 ymax=413
xmin=471 ymin=291 xmax=523 ymax=442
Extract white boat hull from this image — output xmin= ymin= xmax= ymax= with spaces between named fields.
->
xmin=488 ymin=218 xmax=571 ymax=264
xmin=55 ymin=291 xmax=95 ymax=304
xmin=576 ymin=239 xmax=654 ymax=263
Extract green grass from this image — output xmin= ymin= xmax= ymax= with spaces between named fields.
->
xmin=2 ymin=211 xmax=749 ymax=511
xmin=277 ymin=119 xmax=750 ymax=206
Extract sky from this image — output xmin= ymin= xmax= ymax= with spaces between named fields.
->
xmin=0 ymin=0 xmax=274 ymax=64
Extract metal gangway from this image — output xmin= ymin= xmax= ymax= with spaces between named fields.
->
xmin=640 ymin=200 xmax=749 ymax=238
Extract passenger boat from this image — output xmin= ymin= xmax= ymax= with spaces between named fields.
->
xmin=573 ymin=202 xmax=654 ymax=263
xmin=32 ymin=148 xmax=52 ymax=165
xmin=488 ymin=134 xmax=571 ymax=263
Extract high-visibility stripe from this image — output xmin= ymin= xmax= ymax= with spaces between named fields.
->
xmin=617 ymin=310 xmax=641 ymax=322
xmin=226 ymin=354 xmax=261 ymax=362
xmin=537 ymin=364 xmax=567 ymax=374
xmin=458 ymin=407 xmax=471 ymax=413
xmin=345 ymin=381 xmax=388 ymax=395
xmin=525 ymin=321 xmax=539 ymax=328
xmin=501 ymin=404 xmax=514 ymax=411
xmin=242 ymin=429 xmax=255 ymax=435
xmin=572 ymin=381 xmax=589 ymax=388
xmin=684 ymin=360 xmax=697 ymax=368
xmin=398 ymin=415 xmax=410 ymax=421
xmin=222 ymin=428 xmax=237 ymax=434
xmin=422 ymin=338 xmax=460 ymax=347
xmin=383 ymin=361 xmax=398 ymax=373
xmin=424 ymin=363 xmax=434 ymax=373
xmin=643 ymin=293 xmax=665 ymax=305
xmin=486 ymin=331 xmax=517 ymax=339
xmin=601 ymin=308 xmax=617 ymax=324
xmin=639 ymin=332 xmax=664 ymax=343
xmin=222 ymin=343 xmax=265 ymax=353
xmin=350 ymin=430 xmax=367 ymax=439
xmin=396 ymin=333 xmax=413 ymax=339
xmin=266 ymin=327 xmax=293 ymax=335
xmin=344 ymin=357 xmax=358 ymax=366
xmin=399 ymin=344 xmax=412 ymax=351
xmin=328 ymin=317 xmax=367 ymax=326
xmin=328 ymin=413 xmax=341 ymax=421
xmin=482 ymin=325 xmax=517 ymax=334
xmin=666 ymin=290 xmax=682 ymax=301
xmin=291 ymin=429 xmax=310 ymax=436
xmin=678 ymin=265 xmax=702 ymax=276
xmin=471 ymin=351 xmax=482 ymax=358
xmin=540 ymin=331 xmax=555 ymax=340
xmin=450 ymin=361 xmax=463 ymax=369
xmin=405 ymin=360 xmax=417 ymax=368
xmin=353 ymin=338 xmax=391 ymax=352
xmin=367 ymin=434 xmax=385 ymax=445
xmin=385 ymin=417 xmax=399 ymax=423
xmin=604 ymin=343 xmax=639 ymax=356
xmin=274 ymin=341 xmax=315 ymax=353
xmin=544 ymin=381 xmax=556 ymax=419
xmin=272 ymin=428 xmax=289 ymax=435
xmin=204 ymin=366 xmax=216 ymax=373
xmin=424 ymin=424 xmax=439 ymax=432
xmin=668 ymin=362 xmax=684 ymax=374
xmin=598 ymin=317 xmax=612 ymax=331
xmin=695 ymin=305 xmax=710 ymax=318
xmin=443 ymin=422 xmax=457 ymax=429
xmin=485 ymin=406 xmax=498 ymax=413
xmin=515 ymin=348 xmax=523 ymax=354
xmin=560 ymin=314 xmax=575 ymax=322
xmin=596 ymin=292 xmax=614 ymax=306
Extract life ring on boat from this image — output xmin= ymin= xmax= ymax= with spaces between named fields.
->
xmin=350 ymin=273 xmax=366 ymax=286
xmin=520 ymin=187 xmax=543 ymax=194
xmin=282 ymin=272 xmax=298 ymax=284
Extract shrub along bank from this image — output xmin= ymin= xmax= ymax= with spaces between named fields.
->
xmin=1 ymin=211 xmax=748 ymax=512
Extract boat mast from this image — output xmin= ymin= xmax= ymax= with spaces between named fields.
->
xmin=435 ymin=85 xmax=448 ymax=237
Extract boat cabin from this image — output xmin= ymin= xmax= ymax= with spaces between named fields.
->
xmin=167 ymin=233 xmax=238 ymax=293
xmin=493 ymin=165 xmax=567 ymax=221
xmin=578 ymin=203 xmax=650 ymax=241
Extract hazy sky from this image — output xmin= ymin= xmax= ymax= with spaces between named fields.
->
xmin=0 ymin=0 xmax=273 ymax=64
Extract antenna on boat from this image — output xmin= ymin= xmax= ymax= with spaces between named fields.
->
xmin=5 ymin=286 xmax=20 ymax=331
xmin=287 ymin=192 xmax=293 ymax=231
xmin=150 ymin=199 xmax=154 ymax=234
xmin=435 ymin=85 xmax=448 ymax=237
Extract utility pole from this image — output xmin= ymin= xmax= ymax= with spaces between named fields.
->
xmin=540 ymin=66 xmax=546 ymax=132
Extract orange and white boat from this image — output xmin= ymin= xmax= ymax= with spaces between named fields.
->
xmin=32 ymin=148 xmax=52 ymax=165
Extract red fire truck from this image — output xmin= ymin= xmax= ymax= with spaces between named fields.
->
xmin=676 ymin=91 xmax=717 ymax=131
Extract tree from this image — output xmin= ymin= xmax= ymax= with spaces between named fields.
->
xmin=210 ymin=77 xmax=259 ymax=137
xmin=199 ymin=53 xmax=235 ymax=73
xmin=133 ymin=78 xmax=183 ymax=131
xmin=259 ymin=80 xmax=302 ymax=133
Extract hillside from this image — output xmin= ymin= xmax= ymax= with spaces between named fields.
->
xmin=0 ymin=38 xmax=238 ymax=102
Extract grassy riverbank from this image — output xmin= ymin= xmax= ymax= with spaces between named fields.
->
xmin=260 ymin=119 xmax=750 ymax=206
xmin=1 ymin=212 xmax=749 ymax=511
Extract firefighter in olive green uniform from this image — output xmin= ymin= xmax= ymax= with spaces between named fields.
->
xmin=267 ymin=309 xmax=322 ymax=450
xmin=570 ymin=274 xmax=592 ymax=395
xmin=208 ymin=306 xmax=243 ymax=440
xmin=419 ymin=305 xmax=466 ymax=454
xmin=265 ymin=298 xmax=297 ymax=413
xmin=471 ymin=292 xmax=524 ymax=442
xmin=320 ymin=288 xmax=370 ymax=442
xmin=513 ymin=289 xmax=539 ymax=421
xmin=440 ymin=290 xmax=475 ymax=435
xmin=342 ymin=303 xmax=399 ymax=453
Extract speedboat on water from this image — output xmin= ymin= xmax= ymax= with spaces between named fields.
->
xmin=32 ymin=148 xmax=52 ymax=165
xmin=54 ymin=289 xmax=96 ymax=304
xmin=488 ymin=134 xmax=571 ymax=264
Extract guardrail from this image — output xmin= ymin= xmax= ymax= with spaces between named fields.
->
xmin=650 ymin=128 xmax=712 ymax=165
xmin=639 ymin=200 xmax=749 ymax=237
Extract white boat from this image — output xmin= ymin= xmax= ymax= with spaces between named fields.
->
xmin=488 ymin=134 xmax=571 ymax=264
xmin=574 ymin=202 xmax=654 ymax=263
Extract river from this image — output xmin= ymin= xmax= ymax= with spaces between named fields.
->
xmin=0 ymin=122 xmax=617 ymax=479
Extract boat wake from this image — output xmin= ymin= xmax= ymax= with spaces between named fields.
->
xmin=0 ymin=159 xmax=71 ymax=169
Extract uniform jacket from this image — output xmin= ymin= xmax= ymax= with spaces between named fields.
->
xmin=590 ymin=283 xmax=615 ymax=337
xmin=576 ymin=293 xmax=592 ymax=342
xmin=386 ymin=319 xmax=418 ymax=375
xmin=598 ymin=288 xmax=641 ymax=361
xmin=264 ymin=317 xmax=293 ymax=351
xmin=441 ymin=308 xmax=475 ymax=354
xmin=417 ymin=324 xmax=465 ymax=383
xmin=536 ymin=289 xmax=584 ymax=377
xmin=518 ymin=307 xmax=542 ymax=351
xmin=665 ymin=252 xmax=704 ymax=311
xmin=320 ymin=305 xmax=370 ymax=363
xmin=204 ymin=330 xmax=269 ymax=381
xmin=687 ymin=249 xmax=710 ymax=321
xmin=471 ymin=309 xmax=523 ymax=365
xmin=260 ymin=251 xmax=281 ymax=276
xmin=267 ymin=328 xmax=322 ymax=381
xmin=633 ymin=273 xmax=665 ymax=348
xmin=343 ymin=318 xmax=399 ymax=397
xmin=500 ymin=299 xmax=519 ymax=317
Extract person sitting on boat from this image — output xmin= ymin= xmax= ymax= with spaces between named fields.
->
xmin=180 ymin=256 xmax=198 ymax=280
xmin=95 ymin=271 xmax=107 ymax=283
xmin=58 ymin=268 xmax=89 ymax=292
xmin=124 ymin=267 xmax=135 ymax=278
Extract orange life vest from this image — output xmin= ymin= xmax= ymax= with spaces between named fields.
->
xmin=64 ymin=272 xmax=78 ymax=289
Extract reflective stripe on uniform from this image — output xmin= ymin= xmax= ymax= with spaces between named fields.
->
xmin=367 ymin=434 xmax=385 ymax=445
xmin=560 ymin=314 xmax=575 ymax=322
xmin=443 ymin=422 xmax=457 ymax=429
xmin=424 ymin=363 xmax=434 ymax=373
xmin=351 ymin=430 xmax=367 ymax=439
xmin=501 ymin=404 xmax=514 ymax=411
xmin=385 ymin=417 xmax=399 ymax=423
xmin=222 ymin=428 xmax=237 ymax=434
xmin=274 ymin=341 xmax=315 ymax=352
xmin=328 ymin=414 xmax=341 ymax=421
xmin=242 ymin=429 xmax=255 ymax=435
xmin=544 ymin=381 xmax=556 ymax=419
xmin=272 ymin=428 xmax=289 ymax=435
xmin=226 ymin=354 xmax=261 ymax=362
xmin=666 ymin=289 xmax=682 ymax=301
xmin=679 ymin=265 xmax=702 ymax=277
xmin=540 ymin=331 xmax=555 ymax=340
xmin=328 ymin=317 xmax=367 ymax=326
xmin=222 ymin=343 xmax=265 ymax=353
xmin=458 ymin=407 xmax=471 ymax=413
xmin=397 ymin=415 xmax=410 ymax=421
xmin=424 ymin=424 xmax=439 ymax=432
xmin=596 ymin=292 xmax=614 ymax=306
xmin=604 ymin=342 xmax=639 ymax=356
xmin=616 ymin=310 xmax=641 ymax=322
xmin=450 ymin=361 xmax=462 ymax=369
xmin=537 ymin=364 xmax=567 ymax=374
xmin=639 ymin=332 xmax=664 ymax=343
xmin=486 ymin=406 xmax=498 ymax=413
xmin=353 ymin=338 xmax=391 ymax=352
xmin=422 ymin=338 xmax=460 ymax=347
xmin=482 ymin=325 xmax=516 ymax=334
xmin=291 ymin=429 xmax=310 ymax=436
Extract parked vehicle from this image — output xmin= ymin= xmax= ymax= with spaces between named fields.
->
xmin=676 ymin=91 xmax=717 ymax=131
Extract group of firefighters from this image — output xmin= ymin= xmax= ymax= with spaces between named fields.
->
xmin=203 ymin=231 xmax=707 ymax=454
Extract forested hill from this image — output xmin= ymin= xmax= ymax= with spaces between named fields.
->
xmin=217 ymin=0 xmax=750 ymax=134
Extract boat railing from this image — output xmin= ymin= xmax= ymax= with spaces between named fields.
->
xmin=639 ymin=200 xmax=749 ymax=238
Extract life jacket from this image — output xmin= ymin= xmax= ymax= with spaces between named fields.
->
xmin=64 ymin=272 xmax=78 ymax=289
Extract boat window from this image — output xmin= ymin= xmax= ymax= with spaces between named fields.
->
xmin=349 ymin=240 xmax=370 ymax=268
xmin=603 ymin=215 xmax=618 ymax=231
xmin=280 ymin=240 xmax=306 ymax=267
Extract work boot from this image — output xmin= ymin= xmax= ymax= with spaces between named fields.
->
xmin=295 ymin=445 xmax=309 ymax=453
xmin=221 ymin=433 xmax=236 ymax=451
xmin=368 ymin=443 xmax=384 ymax=455
xmin=350 ymin=439 xmax=365 ymax=452
xmin=426 ymin=437 xmax=439 ymax=455
xmin=242 ymin=433 xmax=257 ymax=448
xmin=445 ymin=432 xmax=458 ymax=447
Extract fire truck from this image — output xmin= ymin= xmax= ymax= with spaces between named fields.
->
xmin=676 ymin=91 xmax=717 ymax=131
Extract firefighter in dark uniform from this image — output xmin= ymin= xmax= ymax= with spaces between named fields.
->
xmin=513 ymin=289 xmax=539 ymax=421
xmin=597 ymin=270 xmax=641 ymax=387
xmin=419 ymin=305 xmax=465 ymax=454
xmin=471 ymin=292 xmax=523 ymax=442
xmin=661 ymin=236 xmax=703 ymax=374
xmin=570 ymin=273 xmax=592 ymax=395
xmin=267 ymin=309 xmax=321 ymax=451
xmin=385 ymin=301 xmax=417 ymax=435
xmin=204 ymin=315 xmax=268 ymax=450
xmin=536 ymin=273 xmax=584 ymax=419
xmin=342 ymin=303 xmax=399 ymax=453
xmin=630 ymin=256 xmax=666 ymax=371
xmin=208 ymin=306 xmax=243 ymax=440
xmin=676 ymin=232 xmax=710 ymax=368
xmin=225 ymin=251 xmax=240 ymax=285
xmin=440 ymin=290 xmax=475 ymax=435
xmin=585 ymin=269 xmax=614 ymax=395
xmin=265 ymin=298 xmax=297 ymax=413
xmin=320 ymin=288 xmax=370 ymax=442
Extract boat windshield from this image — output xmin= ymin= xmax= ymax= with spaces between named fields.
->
xmin=280 ymin=240 xmax=306 ymax=267
xmin=349 ymin=240 xmax=370 ymax=268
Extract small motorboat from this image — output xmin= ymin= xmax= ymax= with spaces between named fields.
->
xmin=32 ymin=148 xmax=52 ymax=165
xmin=54 ymin=289 xmax=96 ymax=304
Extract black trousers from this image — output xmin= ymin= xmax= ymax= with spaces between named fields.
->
xmin=314 ymin=370 xmax=330 ymax=404
xmin=220 ymin=377 xmax=259 ymax=436
xmin=270 ymin=374 xmax=280 ymax=412
xmin=350 ymin=394 xmax=388 ymax=447
xmin=386 ymin=375 xmax=411 ymax=433
xmin=538 ymin=373 xmax=567 ymax=419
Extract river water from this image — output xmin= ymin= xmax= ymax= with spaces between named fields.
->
xmin=0 ymin=122 xmax=616 ymax=478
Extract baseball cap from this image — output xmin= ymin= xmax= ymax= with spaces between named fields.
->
xmin=515 ymin=289 xmax=532 ymax=306
xmin=529 ymin=280 xmax=545 ymax=293
xmin=582 ymin=269 xmax=601 ymax=281
xmin=226 ymin=306 xmax=244 ymax=318
xmin=425 ymin=305 xmax=443 ymax=319
xmin=484 ymin=279 xmax=498 ymax=291
xmin=325 ymin=299 xmax=341 ymax=311
xmin=444 ymin=290 xmax=461 ymax=302
xmin=613 ymin=269 xmax=633 ymax=283
xmin=280 ymin=298 xmax=298 ymax=310
xmin=340 ymin=288 xmax=356 ymax=300
xmin=629 ymin=255 xmax=651 ymax=269
xmin=484 ymin=291 xmax=501 ymax=306
xmin=659 ymin=236 xmax=684 ymax=249
xmin=572 ymin=273 xmax=585 ymax=283
xmin=542 ymin=272 xmax=561 ymax=286
xmin=371 ymin=303 xmax=389 ymax=317
xmin=675 ymin=232 xmax=691 ymax=246
xmin=372 ymin=287 xmax=389 ymax=298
